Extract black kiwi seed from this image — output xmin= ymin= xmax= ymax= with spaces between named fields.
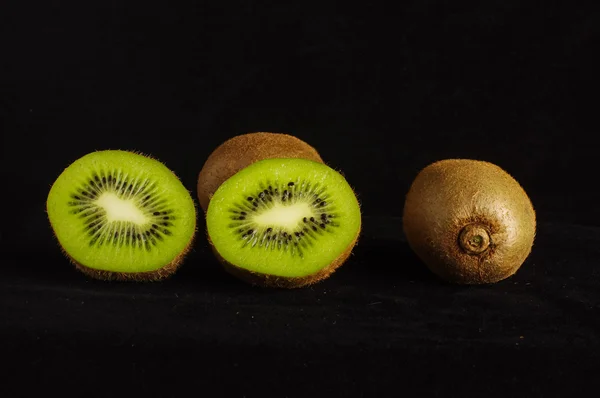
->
xmin=288 ymin=182 xmax=294 ymax=187
xmin=310 ymin=217 xmax=315 ymax=222
xmin=303 ymin=217 xmax=308 ymax=223
xmin=247 ymin=197 xmax=253 ymax=201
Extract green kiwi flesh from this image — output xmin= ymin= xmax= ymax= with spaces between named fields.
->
xmin=46 ymin=150 xmax=197 ymax=281
xmin=403 ymin=159 xmax=536 ymax=284
xmin=206 ymin=158 xmax=361 ymax=288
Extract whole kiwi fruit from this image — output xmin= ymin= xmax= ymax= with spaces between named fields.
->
xmin=197 ymin=132 xmax=323 ymax=212
xmin=403 ymin=159 xmax=536 ymax=284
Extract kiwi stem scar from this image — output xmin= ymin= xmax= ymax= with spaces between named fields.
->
xmin=95 ymin=192 xmax=149 ymax=224
xmin=458 ymin=224 xmax=491 ymax=255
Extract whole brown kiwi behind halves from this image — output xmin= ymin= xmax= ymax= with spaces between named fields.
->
xmin=197 ymin=132 xmax=323 ymax=212
xmin=403 ymin=159 xmax=536 ymax=284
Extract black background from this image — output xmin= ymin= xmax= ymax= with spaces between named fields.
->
xmin=2 ymin=1 xmax=599 ymax=397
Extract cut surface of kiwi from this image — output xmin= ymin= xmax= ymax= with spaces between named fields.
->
xmin=206 ymin=158 xmax=361 ymax=287
xmin=46 ymin=150 xmax=196 ymax=281
xmin=403 ymin=159 xmax=536 ymax=285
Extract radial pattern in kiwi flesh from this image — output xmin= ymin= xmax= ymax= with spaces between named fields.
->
xmin=206 ymin=158 xmax=361 ymax=284
xmin=46 ymin=150 xmax=196 ymax=279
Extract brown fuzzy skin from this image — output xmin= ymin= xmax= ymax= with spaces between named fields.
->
xmin=403 ymin=159 xmax=536 ymax=285
xmin=197 ymin=132 xmax=323 ymax=212
xmin=208 ymin=229 xmax=360 ymax=288
xmin=53 ymin=222 xmax=197 ymax=282
xmin=71 ymin=234 xmax=195 ymax=282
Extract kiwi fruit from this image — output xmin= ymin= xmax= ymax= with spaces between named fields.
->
xmin=197 ymin=132 xmax=323 ymax=212
xmin=403 ymin=159 xmax=536 ymax=284
xmin=206 ymin=157 xmax=361 ymax=288
xmin=46 ymin=150 xmax=197 ymax=281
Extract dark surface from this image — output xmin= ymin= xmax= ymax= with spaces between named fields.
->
xmin=1 ymin=1 xmax=599 ymax=397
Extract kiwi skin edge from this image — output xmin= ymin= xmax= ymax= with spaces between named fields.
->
xmin=72 ymin=235 xmax=194 ymax=282
xmin=197 ymin=132 xmax=323 ymax=212
xmin=47 ymin=214 xmax=197 ymax=282
xmin=208 ymin=229 xmax=360 ymax=288
xmin=403 ymin=159 xmax=536 ymax=285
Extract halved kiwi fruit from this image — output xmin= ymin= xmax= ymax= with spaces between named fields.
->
xmin=46 ymin=150 xmax=197 ymax=281
xmin=403 ymin=159 xmax=536 ymax=284
xmin=197 ymin=132 xmax=323 ymax=212
xmin=206 ymin=158 xmax=361 ymax=288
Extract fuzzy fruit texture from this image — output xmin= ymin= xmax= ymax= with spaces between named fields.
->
xmin=197 ymin=132 xmax=323 ymax=211
xmin=403 ymin=159 xmax=536 ymax=284
xmin=209 ymin=233 xmax=360 ymax=289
